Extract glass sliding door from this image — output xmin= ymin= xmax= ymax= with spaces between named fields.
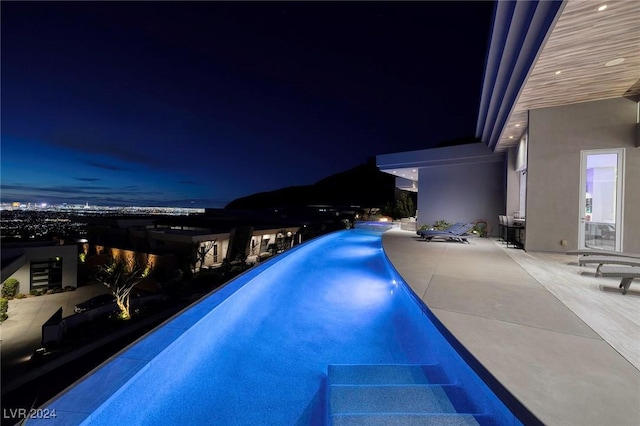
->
xmin=579 ymin=149 xmax=624 ymax=251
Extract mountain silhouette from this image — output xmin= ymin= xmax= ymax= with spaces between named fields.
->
xmin=225 ymin=158 xmax=397 ymax=210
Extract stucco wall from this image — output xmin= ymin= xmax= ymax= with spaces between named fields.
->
xmin=416 ymin=161 xmax=504 ymax=236
xmin=9 ymin=264 xmax=31 ymax=295
xmin=527 ymin=97 xmax=640 ymax=252
xmin=6 ymin=245 xmax=78 ymax=293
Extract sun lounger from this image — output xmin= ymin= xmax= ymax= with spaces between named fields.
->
xmin=417 ymin=222 xmax=474 ymax=244
xmin=417 ymin=222 xmax=462 ymax=238
xmin=577 ymin=255 xmax=640 ymax=276
xmin=567 ymin=249 xmax=640 ymax=265
xmin=598 ymin=266 xmax=640 ymax=295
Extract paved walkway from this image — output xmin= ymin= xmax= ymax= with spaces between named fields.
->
xmin=0 ymin=284 xmax=109 ymax=385
xmin=382 ymin=229 xmax=640 ymax=426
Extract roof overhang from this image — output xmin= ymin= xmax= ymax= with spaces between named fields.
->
xmin=477 ymin=0 xmax=640 ymax=152
xmin=1 ymin=253 xmax=27 ymax=283
xmin=377 ymin=142 xmax=504 ymax=188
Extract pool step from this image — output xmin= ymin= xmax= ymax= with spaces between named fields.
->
xmin=331 ymin=413 xmax=487 ymax=426
xmin=327 ymin=364 xmax=483 ymax=426
xmin=328 ymin=364 xmax=451 ymax=385
xmin=330 ymin=383 xmax=477 ymax=414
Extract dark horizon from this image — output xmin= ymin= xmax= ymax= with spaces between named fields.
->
xmin=1 ymin=1 xmax=495 ymax=208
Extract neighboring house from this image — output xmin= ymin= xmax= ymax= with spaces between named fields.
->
xmin=1 ymin=241 xmax=78 ymax=294
xmin=133 ymin=228 xmax=232 ymax=271
xmin=101 ymin=214 xmax=301 ymax=272
xmin=148 ymin=215 xmax=301 ymax=268
xmin=378 ymin=0 xmax=639 ymax=253
xmin=142 ymin=225 xmax=300 ymax=270
xmin=250 ymin=225 xmax=302 ymax=259
xmin=84 ymin=216 xmax=158 ymax=250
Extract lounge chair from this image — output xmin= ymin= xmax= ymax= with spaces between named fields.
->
xmin=567 ymin=249 xmax=640 ymax=264
xmin=598 ymin=266 xmax=640 ymax=295
xmin=417 ymin=222 xmax=463 ymax=239
xmin=417 ymin=222 xmax=474 ymax=243
xmin=577 ymin=255 xmax=640 ymax=276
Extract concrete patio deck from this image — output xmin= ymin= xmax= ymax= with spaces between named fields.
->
xmin=382 ymin=228 xmax=640 ymax=426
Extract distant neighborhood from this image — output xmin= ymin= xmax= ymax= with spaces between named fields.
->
xmin=1 ymin=159 xmax=417 ymax=308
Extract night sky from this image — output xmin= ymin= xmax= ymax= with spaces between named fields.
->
xmin=1 ymin=1 xmax=495 ymax=208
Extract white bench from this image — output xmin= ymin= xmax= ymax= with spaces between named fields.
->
xmin=577 ymin=255 xmax=640 ymax=275
xmin=598 ymin=266 xmax=640 ymax=295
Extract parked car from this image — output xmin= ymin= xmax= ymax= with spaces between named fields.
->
xmin=74 ymin=290 xmax=161 ymax=314
xmin=29 ymin=345 xmax=60 ymax=366
xmin=74 ymin=294 xmax=116 ymax=313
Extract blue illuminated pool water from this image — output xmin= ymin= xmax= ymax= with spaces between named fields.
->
xmin=31 ymin=226 xmax=527 ymax=425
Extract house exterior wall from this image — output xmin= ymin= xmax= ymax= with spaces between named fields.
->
xmin=4 ymin=244 xmax=78 ymax=294
xmin=416 ymin=160 xmax=504 ymax=236
xmin=8 ymin=265 xmax=31 ymax=295
xmin=526 ymin=97 xmax=640 ymax=252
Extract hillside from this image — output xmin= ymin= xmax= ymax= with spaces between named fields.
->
xmin=225 ymin=160 xmax=397 ymax=209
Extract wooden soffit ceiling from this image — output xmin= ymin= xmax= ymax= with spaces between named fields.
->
xmin=497 ymin=0 xmax=640 ymax=151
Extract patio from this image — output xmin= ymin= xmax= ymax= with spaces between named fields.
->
xmin=382 ymin=228 xmax=640 ymax=426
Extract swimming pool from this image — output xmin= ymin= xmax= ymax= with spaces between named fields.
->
xmin=29 ymin=225 xmax=530 ymax=425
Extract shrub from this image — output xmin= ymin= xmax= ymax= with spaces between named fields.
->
xmin=432 ymin=220 xmax=452 ymax=231
xmin=0 ymin=298 xmax=8 ymax=322
xmin=15 ymin=293 xmax=27 ymax=299
xmin=1 ymin=278 xmax=19 ymax=299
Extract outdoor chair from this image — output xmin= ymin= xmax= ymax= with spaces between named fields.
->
xmin=498 ymin=215 xmax=506 ymax=242
xmin=567 ymin=249 xmax=640 ymax=265
xmin=577 ymin=255 xmax=640 ymax=276
xmin=504 ymin=216 xmax=524 ymax=248
xmin=598 ymin=265 xmax=640 ymax=295
xmin=474 ymin=219 xmax=488 ymax=238
xmin=417 ymin=222 xmax=474 ymax=244
xmin=417 ymin=222 xmax=463 ymax=239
